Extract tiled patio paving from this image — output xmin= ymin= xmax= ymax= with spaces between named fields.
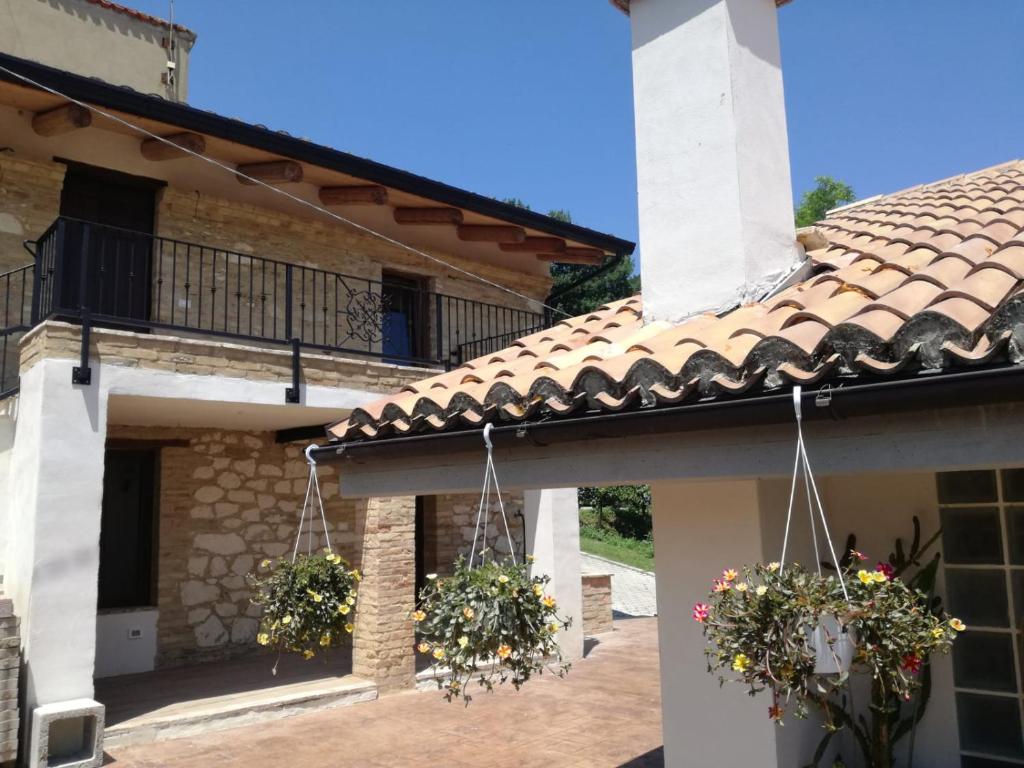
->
xmin=103 ymin=617 xmax=664 ymax=768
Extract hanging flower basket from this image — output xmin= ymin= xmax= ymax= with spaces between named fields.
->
xmin=695 ymin=559 xmax=963 ymax=723
xmin=250 ymin=550 xmax=361 ymax=668
xmin=249 ymin=445 xmax=360 ymax=671
xmin=413 ymin=555 xmax=571 ymax=702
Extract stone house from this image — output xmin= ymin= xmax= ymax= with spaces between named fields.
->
xmin=319 ymin=1 xmax=1024 ymax=766
xmin=0 ymin=1 xmax=632 ymax=762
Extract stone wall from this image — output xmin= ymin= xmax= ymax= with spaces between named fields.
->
xmin=0 ymin=155 xmax=63 ymax=275
xmin=421 ymin=493 xmax=526 ymax=577
xmin=581 ymin=573 xmax=614 ymax=636
xmin=106 ymin=425 xmax=524 ymax=670
xmin=0 ymin=596 xmax=19 ymax=767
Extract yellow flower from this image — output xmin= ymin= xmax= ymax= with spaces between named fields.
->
xmin=857 ymin=570 xmax=873 ymax=585
xmin=931 ymin=627 xmax=945 ymax=639
xmin=722 ymin=569 xmax=738 ymax=582
xmin=344 ymin=623 xmax=354 ymax=633
xmin=755 ymin=585 xmax=768 ymax=597
xmin=496 ymin=644 xmax=512 ymax=659
xmin=257 ymin=632 xmax=270 ymax=646
xmin=498 ymin=574 xmax=510 ymax=584
xmin=351 ymin=569 xmax=362 ymax=582
xmin=526 ymin=554 xmax=536 ymax=563
xmin=533 ymin=584 xmax=544 ymax=597
xmin=338 ymin=604 xmax=350 ymax=615
xmin=432 ymin=647 xmax=445 ymax=660
xmin=871 ymin=571 xmax=888 ymax=584
xmin=732 ymin=654 xmax=751 ymax=672
xmin=303 ymin=649 xmax=315 ymax=660
xmin=949 ymin=618 xmax=966 ymax=632
xmin=766 ymin=562 xmax=780 ymax=572
xmin=346 ymin=596 xmax=356 ymax=606
xmin=282 ymin=615 xmax=292 ymax=625
xmin=417 ymin=642 xmax=431 ymax=654
xmin=319 ymin=634 xmax=331 ymax=647
xmin=411 ymin=610 xmax=426 ymax=622
xmin=547 ymin=622 xmax=559 ymax=633
xmin=463 ymin=606 xmax=475 ymax=620
xmin=735 ymin=582 xmax=749 ymax=592
xmin=458 ymin=635 xmax=469 ymax=649
xmin=260 ymin=559 xmax=271 ymax=569
xmin=542 ymin=595 xmax=556 ymax=609
xmin=512 ymin=589 xmax=519 ymax=597
xmin=307 ymin=590 xmax=323 ymax=603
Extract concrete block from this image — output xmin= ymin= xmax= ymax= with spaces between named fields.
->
xmin=29 ymin=699 xmax=104 ymax=768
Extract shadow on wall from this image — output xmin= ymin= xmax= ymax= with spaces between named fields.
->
xmin=618 ymin=746 xmax=664 ymax=767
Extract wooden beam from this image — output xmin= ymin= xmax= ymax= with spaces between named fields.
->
xmin=140 ymin=132 xmax=206 ymax=161
xmin=319 ymin=185 xmax=389 ymax=206
xmin=536 ymin=247 xmax=605 ymax=265
xmin=236 ymin=160 xmax=304 ymax=185
xmin=393 ymin=207 xmax=464 ymax=225
xmin=456 ymin=225 xmax=526 ymax=244
xmin=31 ymin=104 xmax=92 ymax=137
xmin=498 ymin=237 xmax=566 ymax=253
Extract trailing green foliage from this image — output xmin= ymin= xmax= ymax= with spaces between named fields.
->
xmin=249 ymin=551 xmax=360 ymax=669
xmin=413 ymin=556 xmax=571 ymax=703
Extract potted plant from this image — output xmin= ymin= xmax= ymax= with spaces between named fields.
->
xmin=694 ymin=519 xmax=964 ymax=768
xmin=413 ymin=555 xmax=571 ymax=702
xmin=250 ymin=549 xmax=361 ymax=673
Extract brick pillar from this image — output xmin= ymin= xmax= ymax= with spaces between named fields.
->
xmin=351 ymin=496 xmax=416 ymax=692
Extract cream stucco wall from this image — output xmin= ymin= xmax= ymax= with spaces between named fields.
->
xmin=0 ymin=0 xmax=193 ymax=101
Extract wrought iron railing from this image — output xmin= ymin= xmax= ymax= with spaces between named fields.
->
xmin=0 ymin=217 xmax=547 ymax=392
xmin=0 ymin=263 xmax=34 ymax=396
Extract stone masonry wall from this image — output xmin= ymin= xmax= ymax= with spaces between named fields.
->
xmin=581 ymin=573 xmax=614 ymax=636
xmin=421 ymin=493 xmax=526 ymax=577
xmin=0 ymin=154 xmax=63 ymax=274
xmin=0 ymin=597 xmax=19 ymax=767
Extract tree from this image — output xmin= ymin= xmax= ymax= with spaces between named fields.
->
xmin=795 ymin=176 xmax=856 ymax=228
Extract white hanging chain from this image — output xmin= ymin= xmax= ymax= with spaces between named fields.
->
xmin=291 ymin=445 xmax=333 ymax=563
xmin=779 ymin=386 xmax=850 ymax=603
xmin=468 ymin=423 xmax=517 ymax=568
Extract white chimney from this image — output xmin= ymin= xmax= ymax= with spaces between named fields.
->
xmin=623 ymin=0 xmax=801 ymax=323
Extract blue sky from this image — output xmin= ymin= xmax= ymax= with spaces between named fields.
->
xmin=131 ymin=0 xmax=1023 ymax=257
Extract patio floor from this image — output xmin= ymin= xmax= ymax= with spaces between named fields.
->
xmin=103 ymin=617 xmax=664 ymax=767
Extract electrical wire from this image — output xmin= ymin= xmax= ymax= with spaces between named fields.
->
xmin=0 ymin=61 xmax=575 ymax=318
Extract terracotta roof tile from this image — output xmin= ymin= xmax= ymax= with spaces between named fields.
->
xmin=328 ymin=159 xmax=1024 ymax=441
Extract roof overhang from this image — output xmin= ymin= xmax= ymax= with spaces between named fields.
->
xmin=0 ymin=52 xmax=635 ymax=261
xmin=610 ymin=0 xmax=793 ymax=13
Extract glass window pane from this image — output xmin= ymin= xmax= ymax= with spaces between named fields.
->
xmin=938 ymin=470 xmax=998 ymax=503
xmin=942 ymin=507 xmax=1004 ymax=564
xmin=956 ymin=692 xmax=1024 ymax=758
xmin=1012 ymin=571 xmax=1024 ymax=628
xmin=1008 ymin=507 xmax=1024 ymax=565
xmin=1003 ymin=468 xmax=1024 ymax=502
xmin=953 ymin=632 xmax=1017 ymax=692
xmin=945 ymin=570 xmax=1009 ymax=628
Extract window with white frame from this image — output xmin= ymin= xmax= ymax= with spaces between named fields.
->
xmin=939 ymin=468 xmax=1024 ymax=766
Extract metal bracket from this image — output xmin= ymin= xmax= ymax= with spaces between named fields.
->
xmin=285 ymin=337 xmax=301 ymax=404
xmin=72 ymin=308 xmax=92 ymax=385
xmin=814 ymin=384 xmax=842 ymax=420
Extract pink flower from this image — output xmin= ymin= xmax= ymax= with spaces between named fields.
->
xmin=721 ymin=568 xmax=738 ymax=582
xmin=850 ymin=549 xmax=868 ymax=562
xmin=876 ymin=562 xmax=895 ymax=579
xmin=901 ymin=653 xmax=922 ymax=674
xmin=712 ymin=579 xmax=731 ymax=593
xmin=692 ymin=603 xmax=710 ymax=623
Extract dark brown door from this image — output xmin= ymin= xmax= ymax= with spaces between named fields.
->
xmin=98 ymin=449 xmax=158 ymax=611
xmin=58 ymin=164 xmax=158 ymax=322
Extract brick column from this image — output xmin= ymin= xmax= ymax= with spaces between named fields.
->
xmin=351 ymin=496 xmax=416 ymax=692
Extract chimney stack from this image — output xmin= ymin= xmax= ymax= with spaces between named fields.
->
xmin=622 ymin=0 xmax=801 ymax=323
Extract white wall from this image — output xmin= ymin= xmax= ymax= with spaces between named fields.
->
xmin=523 ymin=488 xmax=584 ymax=662
xmin=95 ymin=610 xmax=158 ymax=678
xmin=0 ymin=397 xmax=16 ymax=581
xmin=630 ymin=0 xmax=800 ymax=321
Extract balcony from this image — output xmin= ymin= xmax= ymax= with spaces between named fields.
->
xmin=0 ymin=217 xmax=550 ymax=396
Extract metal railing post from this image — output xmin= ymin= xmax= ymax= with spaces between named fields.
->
xmin=434 ymin=293 xmax=444 ymax=366
xmin=72 ymin=223 xmax=92 ymax=385
xmin=285 ymin=337 xmax=300 ymax=404
xmin=52 ymin=218 xmax=66 ymax=312
xmin=284 ymin=264 xmax=293 ymax=341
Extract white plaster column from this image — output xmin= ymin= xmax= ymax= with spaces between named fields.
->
xmin=5 ymin=358 xmax=108 ymax=717
xmin=522 ymin=488 xmax=584 ymax=662
xmin=651 ymin=478 xmax=778 ymax=768
xmin=629 ymin=0 xmax=801 ymax=321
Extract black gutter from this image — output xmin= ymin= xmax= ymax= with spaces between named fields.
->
xmin=0 ymin=52 xmax=635 ymax=256
xmin=308 ymin=362 xmax=1024 ymax=464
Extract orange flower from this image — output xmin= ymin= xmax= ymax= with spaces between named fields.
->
xmin=496 ymin=644 xmax=512 ymax=659
xmin=542 ymin=595 xmax=556 ymax=609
